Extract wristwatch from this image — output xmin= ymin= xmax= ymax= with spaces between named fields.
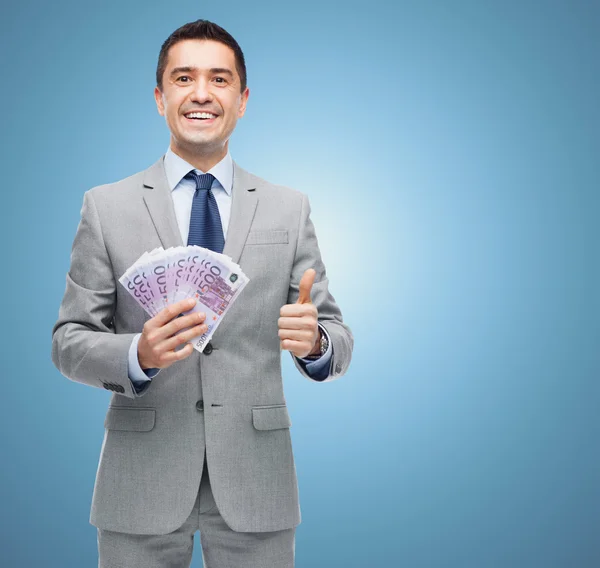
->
xmin=304 ymin=328 xmax=329 ymax=360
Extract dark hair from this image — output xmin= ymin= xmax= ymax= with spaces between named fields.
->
xmin=156 ymin=19 xmax=247 ymax=94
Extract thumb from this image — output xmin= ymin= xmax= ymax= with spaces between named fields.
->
xmin=296 ymin=268 xmax=316 ymax=304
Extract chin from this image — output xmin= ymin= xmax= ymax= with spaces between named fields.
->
xmin=182 ymin=138 xmax=220 ymax=153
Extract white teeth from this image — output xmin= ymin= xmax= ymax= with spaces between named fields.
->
xmin=185 ymin=112 xmax=217 ymax=119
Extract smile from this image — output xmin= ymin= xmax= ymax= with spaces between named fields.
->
xmin=184 ymin=112 xmax=219 ymax=125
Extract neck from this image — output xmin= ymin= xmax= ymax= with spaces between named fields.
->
xmin=170 ymin=140 xmax=228 ymax=173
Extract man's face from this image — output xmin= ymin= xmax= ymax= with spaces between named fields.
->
xmin=154 ymin=39 xmax=249 ymax=157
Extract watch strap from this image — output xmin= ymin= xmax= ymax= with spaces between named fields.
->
xmin=304 ymin=329 xmax=329 ymax=360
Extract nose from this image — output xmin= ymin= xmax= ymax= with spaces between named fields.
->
xmin=191 ymin=78 xmax=213 ymax=103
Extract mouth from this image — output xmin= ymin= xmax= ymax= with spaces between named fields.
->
xmin=183 ymin=112 xmax=219 ymax=126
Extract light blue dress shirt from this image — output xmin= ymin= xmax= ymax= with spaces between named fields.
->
xmin=127 ymin=147 xmax=333 ymax=392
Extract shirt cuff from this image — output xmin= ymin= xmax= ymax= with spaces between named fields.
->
xmin=128 ymin=333 xmax=160 ymax=390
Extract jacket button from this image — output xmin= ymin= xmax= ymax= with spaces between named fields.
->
xmin=335 ymin=363 xmax=342 ymax=373
xmin=196 ymin=400 xmax=204 ymax=411
xmin=116 ymin=385 xmax=124 ymax=393
xmin=204 ymin=342 xmax=213 ymax=355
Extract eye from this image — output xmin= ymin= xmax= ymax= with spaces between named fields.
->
xmin=214 ymin=77 xmax=227 ymax=84
xmin=176 ymin=76 xmax=191 ymax=83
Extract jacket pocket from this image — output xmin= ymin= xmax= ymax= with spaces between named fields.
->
xmin=104 ymin=406 xmax=156 ymax=432
xmin=245 ymin=230 xmax=288 ymax=245
xmin=251 ymin=404 xmax=292 ymax=430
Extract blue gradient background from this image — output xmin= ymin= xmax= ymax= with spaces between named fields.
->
xmin=1 ymin=0 xmax=598 ymax=566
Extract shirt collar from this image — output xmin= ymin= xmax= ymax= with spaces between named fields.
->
xmin=163 ymin=146 xmax=233 ymax=195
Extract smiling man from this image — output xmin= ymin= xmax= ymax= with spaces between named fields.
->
xmin=51 ymin=19 xmax=353 ymax=568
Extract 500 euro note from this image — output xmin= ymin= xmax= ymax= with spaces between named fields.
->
xmin=118 ymin=246 xmax=249 ymax=352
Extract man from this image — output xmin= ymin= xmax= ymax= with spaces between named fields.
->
xmin=51 ymin=19 xmax=353 ymax=568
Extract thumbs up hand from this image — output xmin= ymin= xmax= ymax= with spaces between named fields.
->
xmin=278 ymin=268 xmax=321 ymax=358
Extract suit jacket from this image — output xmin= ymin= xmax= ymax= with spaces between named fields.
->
xmin=51 ymin=154 xmax=354 ymax=535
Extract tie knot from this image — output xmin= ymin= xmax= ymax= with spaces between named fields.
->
xmin=185 ymin=171 xmax=215 ymax=190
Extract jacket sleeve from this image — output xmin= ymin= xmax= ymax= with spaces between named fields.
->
xmin=287 ymin=193 xmax=354 ymax=382
xmin=51 ymin=189 xmax=147 ymax=399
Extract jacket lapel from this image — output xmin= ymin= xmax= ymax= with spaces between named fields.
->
xmin=142 ymin=155 xmax=183 ymax=249
xmin=142 ymin=155 xmax=258 ymax=265
xmin=222 ymin=159 xmax=258 ymax=264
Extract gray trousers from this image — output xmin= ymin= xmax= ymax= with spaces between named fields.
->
xmin=97 ymin=450 xmax=295 ymax=568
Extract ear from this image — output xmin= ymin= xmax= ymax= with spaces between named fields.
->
xmin=154 ymin=86 xmax=165 ymax=116
xmin=238 ymin=87 xmax=250 ymax=119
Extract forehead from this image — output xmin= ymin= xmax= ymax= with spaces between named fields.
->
xmin=165 ymin=39 xmax=236 ymax=72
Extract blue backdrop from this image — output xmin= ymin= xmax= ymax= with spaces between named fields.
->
xmin=1 ymin=0 xmax=598 ymax=566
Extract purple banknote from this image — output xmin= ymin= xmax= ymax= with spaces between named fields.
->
xmin=118 ymin=246 xmax=249 ymax=352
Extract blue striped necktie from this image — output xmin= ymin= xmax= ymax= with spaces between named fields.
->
xmin=185 ymin=171 xmax=225 ymax=253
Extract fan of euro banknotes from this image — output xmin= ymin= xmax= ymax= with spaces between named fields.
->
xmin=118 ymin=246 xmax=249 ymax=353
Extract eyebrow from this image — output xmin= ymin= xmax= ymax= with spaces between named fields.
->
xmin=169 ymin=66 xmax=234 ymax=78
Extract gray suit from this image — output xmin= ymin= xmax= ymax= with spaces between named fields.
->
xmin=51 ymin=155 xmax=353 ymax=536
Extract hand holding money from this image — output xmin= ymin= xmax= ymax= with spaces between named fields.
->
xmin=119 ymin=245 xmax=249 ymax=355
xmin=278 ymin=268 xmax=321 ymax=358
xmin=138 ymin=298 xmax=207 ymax=370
